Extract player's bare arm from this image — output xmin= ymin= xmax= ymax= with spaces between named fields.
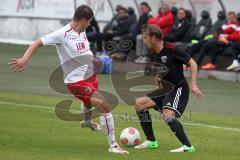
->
xmin=8 ymin=39 xmax=43 ymax=72
xmin=187 ymin=58 xmax=204 ymax=98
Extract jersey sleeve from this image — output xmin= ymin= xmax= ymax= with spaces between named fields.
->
xmin=41 ymin=29 xmax=64 ymax=45
xmin=172 ymin=47 xmax=191 ymax=65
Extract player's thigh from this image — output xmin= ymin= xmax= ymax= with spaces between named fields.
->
xmin=162 ymin=85 xmax=189 ymax=117
xmin=135 ymin=96 xmax=156 ymax=111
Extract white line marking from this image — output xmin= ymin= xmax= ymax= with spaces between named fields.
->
xmin=0 ymin=101 xmax=54 ymax=110
xmin=183 ymin=122 xmax=240 ymax=132
xmin=0 ymin=101 xmax=239 ymax=132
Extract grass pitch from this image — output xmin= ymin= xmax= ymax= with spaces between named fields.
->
xmin=0 ymin=43 xmax=240 ymax=160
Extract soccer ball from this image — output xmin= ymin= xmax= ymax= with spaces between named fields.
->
xmin=120 ymin=127 xmax=141 ymax=147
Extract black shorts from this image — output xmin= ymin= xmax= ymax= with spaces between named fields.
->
xmin=146 ymin=82 xmax=189 ymax=117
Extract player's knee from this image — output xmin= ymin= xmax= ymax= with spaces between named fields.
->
xmin=97 ymin=99 xmax=111 ymax=113
xmin=162 ymin=114 xmax=175 ymax=124
xmin=135 ymin=98 xmax=143 ymax=110
xmin=162 ymin=110 xmax=176 ymax=123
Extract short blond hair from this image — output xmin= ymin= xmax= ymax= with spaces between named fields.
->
xmin=141 ymin=24 xmax=163 ymax=40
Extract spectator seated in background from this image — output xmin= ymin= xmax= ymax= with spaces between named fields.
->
xmin=86 ymin=16 xmax=103 ymax=52
xmin=103 ymin=5 xmax=122 ymax=34
xmin=164 ymin=8 xmax=191 ymax=42
xmin=135 ymin=3 xmax=174 ymax=63
xmin=147 ymin=3 xmax=174 ymax=36
xmin=102 ymin=7 xmax=130 ymax=42
xmin=189 ymin=10 xmax=212 ymax=42
xmin=223 ymin=28 xmax=240 ymax=71
xmin=134 ymin=2 xmax=152 ymax=63
xmin=112 ymin=6 xmax=138 ymax=42
xmin=188 ymin=11 xmax=227 ymax=58
xmin=182 ymin=10 xmax=196 ymax=43
xmin=136 ymin=2 xmax=152 ymax=35
xmin=127 ymin=7 xmax=137 ymax=25
xmin=197 ymin=11 xmax=239 ymax=70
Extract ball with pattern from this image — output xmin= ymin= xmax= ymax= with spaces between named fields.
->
xmin=120 ymin=127 xmax=141 ymax=147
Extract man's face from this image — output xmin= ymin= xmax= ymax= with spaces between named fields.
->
xmin=161 ymin=4 xmax=169 ymax=14
xmin=177 ymin=9 xmax=186 ymax=20
xmin=140 ymin=5 xmax=149 ymax=15
xmin=142 ymin=31 xmax=153 ymax=49
xmin=118 ymin=9 xmax=127 ymax=18
xmin=228 ymin=14 xmax=236 ymax=24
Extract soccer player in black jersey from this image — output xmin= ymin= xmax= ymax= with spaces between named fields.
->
xmin=134 ymin=24 xmax=203 ymax=152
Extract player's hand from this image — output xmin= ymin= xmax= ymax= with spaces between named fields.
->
xmin=218 ymin=36 xmax=228 ymax=44
xmin=8 ymin=58 xmax=27 ymax=72
xmin=93 ymin=57 xmax=103 ymax=74
xmin=191 ymin=84 xmax=204 ymax=98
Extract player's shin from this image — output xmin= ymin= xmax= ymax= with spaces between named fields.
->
xmin=100 ymin=113 xmax=118 ymax=148
xmin=136 ymin=110 xmax=156 ymax=141
xmin=165 ymin=115 xmax=192 ymax=147
xmin=81 ymin=103 xmax=92 ymax=123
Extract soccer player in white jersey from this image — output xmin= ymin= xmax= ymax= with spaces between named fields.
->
xmin=8 ymin=5 xmax=128 ymax=154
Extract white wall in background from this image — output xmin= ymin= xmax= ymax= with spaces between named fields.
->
xmin=0 ymin=0 xmax=239 ymax=44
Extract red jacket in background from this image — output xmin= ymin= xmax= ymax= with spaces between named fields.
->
xmin=227 ymin=28 xmax=240 ymax=42
xmin=221 ymin=21 xmax=239 ymax=35
xmin=147 ymin=11 xmax=174 ymax=36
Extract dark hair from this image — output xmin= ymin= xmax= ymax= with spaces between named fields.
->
xmin=140 ymin=1 xmax=151 ymax=11
xmin=178 ymin=7 xmax=185 ymax=12
xmin=127 ymin=7 xmax=135 ymax=15
xmin=141 ymin=24 xmax=163 ymax=40
xmin=119 ymin=6 xmax=128 ymax=13
xmin=73 ymin=5 xmax=93 ymax=21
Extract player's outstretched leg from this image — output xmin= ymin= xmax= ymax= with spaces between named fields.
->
xmin=90 ymin=91 xmax=129 ymax=154
xmin=162 ymin=109 xmax=195 ymax=152
xmin=134 ymin=97 xmax=158 ymax=149
xmin=80 ymin=103 xmax=101 ymax=131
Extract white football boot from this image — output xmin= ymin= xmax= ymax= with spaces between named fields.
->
xmin=109 ymin=145 xmax=129 ymax=154
xmin=170 ymin=145 xmax=195 ymax=153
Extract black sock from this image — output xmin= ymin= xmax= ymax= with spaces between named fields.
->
xmin=136 ymin=110 xmax=156 ymax=141
xmin=167 ymin=116 xmax=191 ymax=147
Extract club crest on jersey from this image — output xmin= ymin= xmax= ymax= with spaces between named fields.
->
xmin=85 ymin=87 xmax=92 ymax=93
xmin=161 ymin=56 xmax=167 ymax=63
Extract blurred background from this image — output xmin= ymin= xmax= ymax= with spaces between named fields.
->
xmin=0 ymin=0 xmax=240 ymax=43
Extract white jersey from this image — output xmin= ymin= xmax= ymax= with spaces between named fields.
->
xmin=41 ymin=24 xmax=94 ymax=83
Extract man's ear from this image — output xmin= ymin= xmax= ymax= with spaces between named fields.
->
xmin=79 ymin=18 xmax=86 ymax=24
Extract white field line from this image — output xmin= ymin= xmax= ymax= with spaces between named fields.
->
xmin=183 ymin=122 xmax=240 ymax=132
xmin=0 ymin=101 xmax=240 ymax=132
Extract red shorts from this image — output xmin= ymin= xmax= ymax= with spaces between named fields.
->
xmin=66 ymin=75 xmax=98 ymax=106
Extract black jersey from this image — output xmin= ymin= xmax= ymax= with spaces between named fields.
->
xmin=152 ymin=42 xmax=191 ymax=87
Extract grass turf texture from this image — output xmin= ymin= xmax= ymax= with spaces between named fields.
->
xmin=0 ymin=43 xmax=240 ymax=159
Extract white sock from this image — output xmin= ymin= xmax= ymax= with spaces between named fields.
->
xmin=100 ymin=113 xmax=117 ymax=148
xmin=81 ymin=103 xmax=92 ymax=123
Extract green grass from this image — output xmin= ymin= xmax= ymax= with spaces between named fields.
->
xmin=0 ymin=92 xmax=240 ymax=160
xmin=0 ymin=43 xmax=240 ymax=160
